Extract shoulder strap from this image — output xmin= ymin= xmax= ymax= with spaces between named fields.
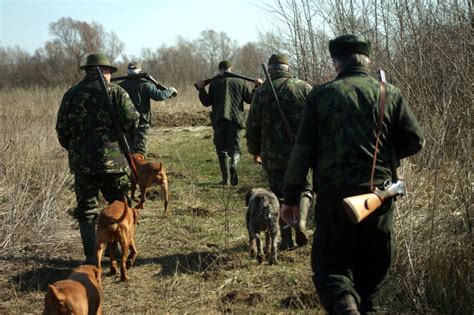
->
xmin=369 ymin=81 xmax=386 ymax=191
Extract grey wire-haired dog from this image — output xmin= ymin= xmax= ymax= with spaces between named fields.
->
xmin=245 ymin=188 xmax=280 ymax=265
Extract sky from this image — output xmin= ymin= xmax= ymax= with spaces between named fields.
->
xmin=0 ymin=0 xmax=272 ymax=58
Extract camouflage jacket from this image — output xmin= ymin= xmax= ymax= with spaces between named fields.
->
xmin=119 ymin=78 xmax=175 ymax=125
xmin=246 ymin=71 xmax=312 ymax=171
xmin=199 ymin=75 xmax=252 ymax=129
xmin=284 ymin=65 xmax=424 ymax=199
xmin=56 ymin=74 xmax=139 ymax=174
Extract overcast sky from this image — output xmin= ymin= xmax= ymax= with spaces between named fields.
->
xmin=0 ymin=0 xmax=271 ymax=58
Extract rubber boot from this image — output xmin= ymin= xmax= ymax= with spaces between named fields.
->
xmin=218 ymin=155 xmax=230 ymax=185
xmin=79 ymin=220 xmax=97 ymax=265
xmin=278 ymin=217 xmax=294 ymax=251
xmin=295 ymin=191 xmax=312 ymax=246
xmin=230 ymin=152 xmax=240 ymax=186
xmin=331 ymin=294 xmax=360 ymax=315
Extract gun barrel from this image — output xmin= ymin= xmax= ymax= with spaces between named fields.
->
xmin=261 ymin=64 xmax=295 ymax=143
xmin=95 ymin=67 xmax=139 ymax=181
xmin=223 ymin=71 xmax=256 ymax=82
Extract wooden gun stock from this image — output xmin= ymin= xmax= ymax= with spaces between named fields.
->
xmin=343 ymin=180 xmax=406 ymax=223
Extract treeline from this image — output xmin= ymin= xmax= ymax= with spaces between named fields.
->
xmin=0 ymin=16 xmax=274 ymax=90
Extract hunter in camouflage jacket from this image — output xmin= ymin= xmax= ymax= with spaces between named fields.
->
xmin=246 ymin=70 xmax=312 ymax=172
xmin=56 ymin=74 xmax=139 ymax=174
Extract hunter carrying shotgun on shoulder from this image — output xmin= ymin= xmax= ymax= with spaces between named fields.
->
xmin=281 ymin=35 xmax=424 ymax=314
xmin=56 ymin=53 xmax=139 ymax=265
xmin=114 ymin=61 xmax=178 ymax=156
xmin=194 ymin=60 xmax=262 ymax=186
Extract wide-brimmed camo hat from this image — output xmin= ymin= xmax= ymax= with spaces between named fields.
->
xmin=79 ymin=53 xmax=118 ymax=72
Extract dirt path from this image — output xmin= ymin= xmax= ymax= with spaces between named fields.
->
xmin=0 ymin=124 xmax=322 ymax=314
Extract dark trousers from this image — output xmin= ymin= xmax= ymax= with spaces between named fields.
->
xmin=213 ymin=120 xmax=241 ymax=157
xmin=311 ymin=190 xmax=394 ymax=312
xmin=73 ymin=173 xmax=130 ymax=222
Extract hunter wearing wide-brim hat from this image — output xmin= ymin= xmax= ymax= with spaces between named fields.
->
xmin=56 ymin=53 xmax=139 ymax=264
xmin=282 ymin=35 xmax=424 ymax=313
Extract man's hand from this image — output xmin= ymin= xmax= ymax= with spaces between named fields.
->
xmin=253 ymin=154 xmax=262 ymax=165
xmin=194 ymin=80 xmax=206 ymax=89
xmin=254 ymin=78 xmax=263 ymax=88
xmin=169 ymin=87 xmax=178 ymax=97
xmin=280 ymin=204 xmax=300 ymax=227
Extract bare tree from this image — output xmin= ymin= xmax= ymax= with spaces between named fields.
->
xmin=48 ymin=17 xmax=125 ymax=69
xmin=195 ymin=30 xmax=238 ymax=74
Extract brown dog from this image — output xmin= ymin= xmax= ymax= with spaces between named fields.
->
xmin=95 ymin=199 xmax=138 ymax=281
xmin=43 ymin=264 xmax=102 ymax=315
xmin=131 ymin=153 xmax=170 ymax=214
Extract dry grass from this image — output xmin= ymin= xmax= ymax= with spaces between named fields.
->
xmin=0 ymin=88 xmax=472 ymax=314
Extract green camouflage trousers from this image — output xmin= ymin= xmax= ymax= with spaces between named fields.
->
xmin=131 ymin=122 xmax=150 ymax=155
xmin=72 ymin=172 xmax=130 ymax=222
xmin=311 ymin=188 xmax=394 ymax=313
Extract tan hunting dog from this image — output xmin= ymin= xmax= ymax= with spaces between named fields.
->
xmin=43 ymin=264 xmax=102 ymax=315
xmin=131 ymin=153 xmax=170 ymax=214
xmin=95 ymin=199 xmax=138 ymax=281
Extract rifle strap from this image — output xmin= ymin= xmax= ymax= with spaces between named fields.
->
xmin=369 ymin=81 xmax=387 ymax=191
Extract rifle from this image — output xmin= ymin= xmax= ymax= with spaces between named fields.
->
xmin=193 ymin=71 xmax=257 ymax=90
xmin=95 ymin=66 xmax=139 ymax=181
xmin=343 ymin=69 xmax=406 ymax=223
xmin=261 ymin=63 xmax=295 ymax=143
xmin=111 ymin=73 xmax=168 ymax=91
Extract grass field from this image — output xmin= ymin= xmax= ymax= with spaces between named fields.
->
xmin=0 ymin=88 xmax=472 ymax=314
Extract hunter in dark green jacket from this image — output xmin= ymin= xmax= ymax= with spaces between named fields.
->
xmin=282 ymin=35 xmax=424 ymax=314
xmin=196 ymin=60 xmax=259 ymax=186
xmin=119 ymin=61 xmax=177 ymax=155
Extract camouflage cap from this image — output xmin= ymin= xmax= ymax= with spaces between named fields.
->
xmin=79 ymin=53 xmax=118 ymax=72
xmin=329 ymin=34 xmax=372 ymax=57
xmin=128 ymin=61 xmax=142 ymax=70
xmin=218 ymin=60 xmax=232 ymax=70
xmin=268 ymin=54 xmax=289 ymax=65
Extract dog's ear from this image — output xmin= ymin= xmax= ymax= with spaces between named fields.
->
xmin=48 ymin=284 xmax=66 ymax=302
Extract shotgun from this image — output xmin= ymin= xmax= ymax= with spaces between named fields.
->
xmin=111 ymin=73 xmax=168 ymax=90
xmin=343 ymin=69 xmax=406 ymax=223
xmin=95 ymin=66 xmax=139 ymax=181
xmin=261 ymin=64 xmax=295 ymax=143
xmin=193 ymin=71 xmax=257 ymax=90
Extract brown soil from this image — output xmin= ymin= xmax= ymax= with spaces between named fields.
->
xmin=152 ymin=110 xmax=211 ymax=127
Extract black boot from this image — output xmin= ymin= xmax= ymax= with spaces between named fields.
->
xmin=218 ymin=155 xmax=230 ymax=185
xmin=230 ymin=152 xmax=240 ymax=186
xmin=79 ymin=220 xmax=97 ymax=265
xmin=278 ymin=218 xmax=295 ymax=251
xmin=295 ymin=191 xmax=313 ymax=246
xmin=331 ymin=294 xmax=360 ymax=315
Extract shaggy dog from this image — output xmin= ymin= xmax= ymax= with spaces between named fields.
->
xmin=245 ymin=188 xmax=280 ymax=265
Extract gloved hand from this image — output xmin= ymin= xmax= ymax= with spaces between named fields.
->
xmin=194 ymin=80 xmax=206 ymax=89
xmin=169 ymin=87 xmax=178 ymax=97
